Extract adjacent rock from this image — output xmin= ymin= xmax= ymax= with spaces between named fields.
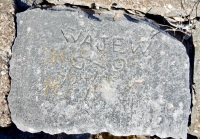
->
xmin=16 ymin=0 xmax=200 ymax=18
xmin=89 ymin=133 xmax=151 ymax=139
xmin=8 ymin=6 xmax=190 ymax=139
xmin=188 ymin=21 xmax=200 ymax=137
xmin=0 ymin=0 xmax=15 ymax=53
xmin=0 ymin=54 xmax=11 ymax=127
xmin=0 ymin=0 xmax=15 ymax=127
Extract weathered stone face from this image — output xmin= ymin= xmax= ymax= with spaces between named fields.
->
xmin=8 ymin=6 xmax=190 ymax=139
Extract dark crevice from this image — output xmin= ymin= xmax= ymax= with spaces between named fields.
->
xmin=0 ymin=124 xmax=91 ymax=139
xmin=16 ymin=0 xmax=55 ymax=12
xmin=123 ymin=14 xmax=139 ymax=23
xmin=188 ymin=134 xmax=198 ymax=139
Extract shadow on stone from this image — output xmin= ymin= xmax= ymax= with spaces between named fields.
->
xmin=187 ymin=134 xmax=198 ymax=139
xmin=15 ymin=0 xmax=31 ymax=12
xmin=0 ymin=124 xmax=198 ymax=139
xmin=0 ymin=123 xmax=90 ymax=139
xmin=123 ymin=14 xmax=139 ymax=23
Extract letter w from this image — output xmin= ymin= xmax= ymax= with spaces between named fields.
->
xmin=61 ymin=30 xmax=84 ymax=43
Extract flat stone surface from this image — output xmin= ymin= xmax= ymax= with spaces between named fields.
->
xmin=8 ymin=6 xmax=190 ymax=139
xmin=0 ymin=0 xmax=15 ymax=127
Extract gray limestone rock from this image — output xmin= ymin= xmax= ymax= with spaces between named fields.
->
xmin=8 ymin=6 xmax=190 ymax=139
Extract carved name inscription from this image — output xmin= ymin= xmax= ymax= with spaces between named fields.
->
xmin=42 ymin=30 xmax=157 ymax=98
xmin=8 ymin=7 xmax=190 ymax=139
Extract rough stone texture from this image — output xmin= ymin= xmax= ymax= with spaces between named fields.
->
xmin=8 ymin=6 xmax=190 ymax=139
xmin=16 ymin=0 xmax=200 ymax=18
xmin=188 ymin=21 xmax=200 ymax=137
xmin=0 ymin=0 xmax=15 ymax=127
xmin=0 ymin=0 xmax=15 ymax=53
xmin=0 ymin=54 xmax=11 ymax=127
xmin=47 ymin=0 xmax=200 ymax=18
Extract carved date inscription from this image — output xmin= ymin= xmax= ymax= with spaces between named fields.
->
xmin=41 ymin=29 xmax=158 ymax=99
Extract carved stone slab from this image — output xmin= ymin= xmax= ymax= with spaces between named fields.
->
xmin=8 ymin=6 xmax=190 ymax=139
